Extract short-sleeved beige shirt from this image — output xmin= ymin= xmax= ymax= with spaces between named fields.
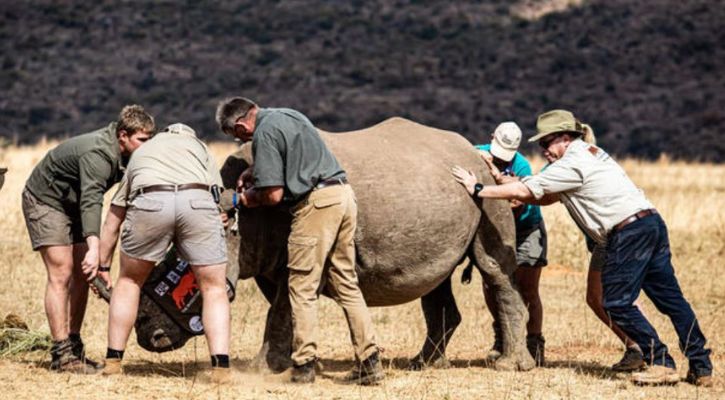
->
xmin=112 ymin=123 xmax=223 ymax=207
xmin=521 ymin=139 xmax=653 ymax=245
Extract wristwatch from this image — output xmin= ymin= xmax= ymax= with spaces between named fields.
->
xmin=472 ymin=183 xmax=484 ymax=198
xmin=98 ymin=265 xmax=111 ymax=272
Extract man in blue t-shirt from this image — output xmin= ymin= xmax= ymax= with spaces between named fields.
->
xmin=474 ymin=122 xmax=548 ymax=366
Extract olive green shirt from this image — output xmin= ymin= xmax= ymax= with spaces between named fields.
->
xmin=24 ymin=122 xmax=124 ymax=238
xmin=111 ymin=123 xmax=222 ymax=207
xmin=252 ymin=108 xmax=345 ymax=200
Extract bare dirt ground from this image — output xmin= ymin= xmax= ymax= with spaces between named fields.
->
xmin=0 ymin=142 xmax=722 ymax=399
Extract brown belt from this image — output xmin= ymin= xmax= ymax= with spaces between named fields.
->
xmin=136 ymin=183 xmax=210 ymax=195
xmin=613 ymin=209 xmax=658 ymax=232
xmin=314 ymin=177 xmax=348 ymax=190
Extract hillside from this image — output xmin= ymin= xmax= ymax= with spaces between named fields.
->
xmin=1 ymin=0 xmax=723 ymax=160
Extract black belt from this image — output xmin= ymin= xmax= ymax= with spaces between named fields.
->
xmin=314 ymin=177 xmax=348 ymax=190
xmin=136 ymin=183 xmax=210 ymax=195
xmin=612 ymin=209 xmax=658 ymax=232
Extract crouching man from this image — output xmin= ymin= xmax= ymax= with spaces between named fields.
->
xmin=98 ymin=123 xmax=231 ymax=383
xmin=22 ymin=105 xmax=154 ymax=373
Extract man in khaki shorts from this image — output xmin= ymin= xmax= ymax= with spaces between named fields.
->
xmin=22 ymin=105 xmax=154 ymax=373
xmin=97 ymin=123 xmax=231 ymax=383
xmin=215 ymin=97 xmax=382 ymax=385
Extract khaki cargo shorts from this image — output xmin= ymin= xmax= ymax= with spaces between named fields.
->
xmin=121 ymin=190 xmax=227 ymax=265
xmin=515 ymin=220 xmax=548 ymax=268
xmin=22 ymin=188 xmax=84 ymax=250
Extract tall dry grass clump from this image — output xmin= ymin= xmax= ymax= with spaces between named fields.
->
xmin=0 ymin=142 xmax=722 ymax=399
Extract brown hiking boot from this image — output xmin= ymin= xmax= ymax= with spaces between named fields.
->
xmin=631 ymin=365 xmax=679 ymax=386
xmin=49 ymin=339 xmax=98 ymax=374
xmin=345 ymin=352 xmax=384 ymax=386
xmin=290 ymin=359 xmax=316 ymax=384
xmin=210 ymin=367 xmax=232 ymax=384
xmin=686 ymin=371 xmax=713 ymax=387
xmin=611 ymin=348 xmax=645 ymax=372
xmin=526 ymin=334 xmax=545 ymax=367
xmin=101 ymin=358 xmax=123 ymax=376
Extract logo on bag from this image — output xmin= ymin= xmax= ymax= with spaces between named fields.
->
xmin=171 ymin=272 xmax=199 ymax=310
xmin=167 ymin=271 xmax=180 ymax=284
xmin=154 ymin=282 xmax=170 ymax=296
xmin=189 ymin=315 xmax=204 ymax=333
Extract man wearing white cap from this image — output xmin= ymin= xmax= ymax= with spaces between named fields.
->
xmin=453 ymin=110 xmax=712 ymax=386
xmin=474 ymin=121 xmax=548 ymax=367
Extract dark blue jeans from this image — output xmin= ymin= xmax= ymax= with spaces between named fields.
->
xmin=602 ymin=214 xmax=712 ymax=376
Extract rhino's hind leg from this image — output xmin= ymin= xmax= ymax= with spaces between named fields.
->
xmin=472 ymin=209 xmax=535 ymax=372
xmin=249 ymin=275 xmax=293 ymax=373
xmin=409 ymin=275 xmax=462 ymax=371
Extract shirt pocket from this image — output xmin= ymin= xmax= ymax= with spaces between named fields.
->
xmin=287 ymin=235 xmax=318 ymax=272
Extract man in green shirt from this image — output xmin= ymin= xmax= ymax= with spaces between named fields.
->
xmin=216 ymin=97 xmax=383 ymax=385
xmin=22 ymin=105 xmax=154 ymax=373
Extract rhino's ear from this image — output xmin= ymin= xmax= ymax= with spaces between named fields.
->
xmin=220 ymin=147 xmax=252 ymax=189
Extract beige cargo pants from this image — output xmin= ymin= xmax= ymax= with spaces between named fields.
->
xmin=288 ymin=183 xmax=377 ymax=366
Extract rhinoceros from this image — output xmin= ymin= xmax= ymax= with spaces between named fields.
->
xmin=135 ymin=117 xmax=534 ymax=372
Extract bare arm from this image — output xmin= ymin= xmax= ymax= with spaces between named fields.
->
xmin=452 ymin=165 xmax=535 ymax=201
xmin=240 ymin=186 xmax=284 ymax=208
xmin=95 ymin=205 xmax=127 ymax=290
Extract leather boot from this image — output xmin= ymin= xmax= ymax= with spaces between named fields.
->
xmin=345 ymin=351 xmax=384 ymax=385
xmin=50 ymin=339 xmax=98 ymax=374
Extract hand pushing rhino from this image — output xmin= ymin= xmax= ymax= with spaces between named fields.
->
xmin=135 ymin=99 xmax=535 ymax=379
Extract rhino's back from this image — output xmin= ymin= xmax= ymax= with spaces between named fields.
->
xmin=320 ymin=118 xmax=492 ymax=306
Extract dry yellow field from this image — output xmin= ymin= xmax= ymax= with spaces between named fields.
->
xmin=0 ymin=142 xmax=722 ymax=399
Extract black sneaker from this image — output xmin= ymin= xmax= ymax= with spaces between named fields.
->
xmin=611 ymin=348 xmax=645 ymax=372
xmin=345 ymin=352 xmax=384 ymax=385
xmin=291 ymin=359 xmax=316 ymax=383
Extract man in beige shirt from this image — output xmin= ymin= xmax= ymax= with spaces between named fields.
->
xmin=98 ymin=123 xmax=231 ymax=383
xmin=452 ymin=110 xmax=712 ymax=387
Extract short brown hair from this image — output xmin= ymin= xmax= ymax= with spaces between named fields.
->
xmin=116 ymin=105 xmax=155 ymax=136
xmin=215 ymin=97 xmax=258 ymax=135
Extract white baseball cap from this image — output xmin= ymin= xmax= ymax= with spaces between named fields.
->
xmin=490 ymin=121 xmax=522 ymax=162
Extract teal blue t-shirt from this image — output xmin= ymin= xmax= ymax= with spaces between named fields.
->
xmin=474 ymin=144 xmax=543 ymax=231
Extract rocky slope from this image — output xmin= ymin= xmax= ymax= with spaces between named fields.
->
xmin=1 ymin=0 xmax=723 ymax=160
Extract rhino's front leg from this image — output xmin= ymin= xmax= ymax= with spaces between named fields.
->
xmin=409 ymin=275 xmax=461 ymax=370
xmin=249 ymin=275 xmax=293 ymax=373
xmin=472 ymin=204 xmax=535 ymax=372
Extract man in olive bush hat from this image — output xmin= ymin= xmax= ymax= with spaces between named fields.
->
xmin=452 ymin=110 xmax=712 ymax=387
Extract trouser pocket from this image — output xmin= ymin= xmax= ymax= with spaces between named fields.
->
xmin=288 ymin=235 xmax=318 ymax=272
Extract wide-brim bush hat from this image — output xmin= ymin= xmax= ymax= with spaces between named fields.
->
xmin=529 ymin=109 xmax=585 ymax=143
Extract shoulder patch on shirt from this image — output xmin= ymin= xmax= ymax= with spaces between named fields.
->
xmin=588 ymin=146 xmax=599 ymax=156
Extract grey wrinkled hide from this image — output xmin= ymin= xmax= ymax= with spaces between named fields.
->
xmin=224 ymin=117 xmax=534 ymax=372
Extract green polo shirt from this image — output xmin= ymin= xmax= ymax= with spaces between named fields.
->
xmin=25 ymin=122 xmax=125 ymax=238
xmin=252 ymin=108 xmax=345 ymax=200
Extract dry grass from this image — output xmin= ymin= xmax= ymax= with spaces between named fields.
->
xmin=0 ymin=142 xmax=722 ymax=399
